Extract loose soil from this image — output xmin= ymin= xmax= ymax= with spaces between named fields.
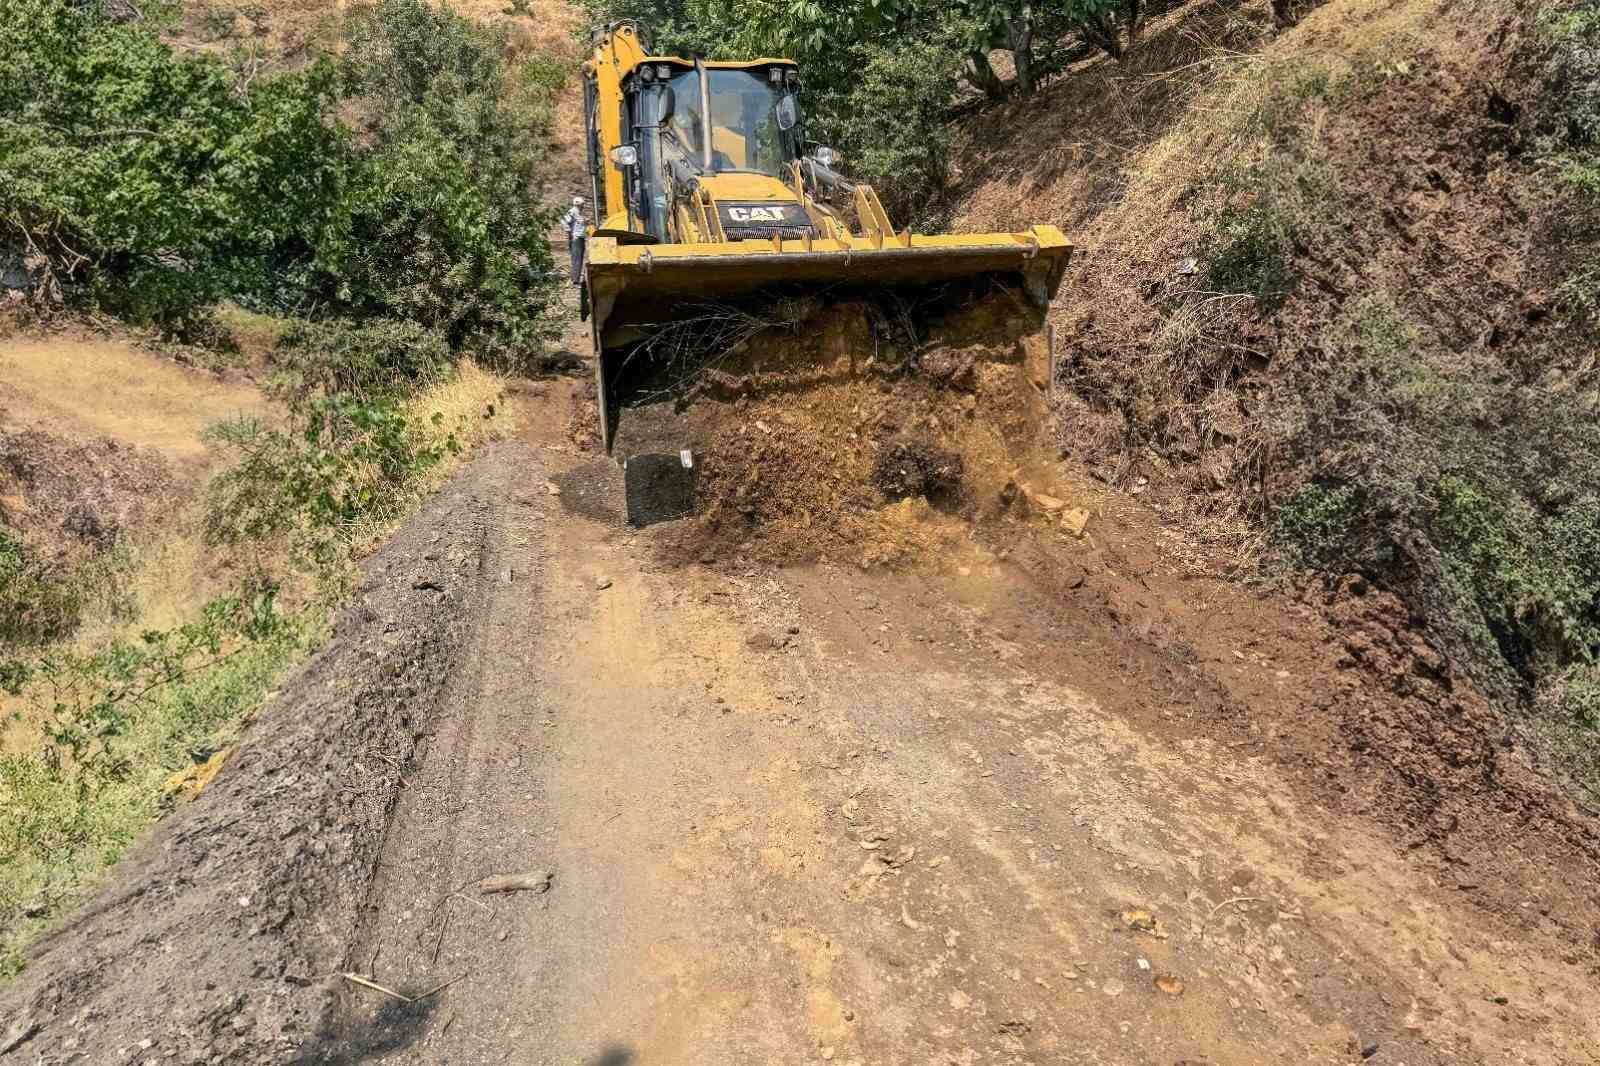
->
xmin=609 ymin=291 xmax=1059 ymax=568
xmin=0 ymin=427 xmax=175 ymax=564
xmin=5 ymin=375 xmax=1596 ymax=1064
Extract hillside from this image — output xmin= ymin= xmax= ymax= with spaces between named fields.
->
xmin=2 ymin=0 xmax=1598 ymax=1062
xmin=955 ymin=0 xmax=1600 ymax=800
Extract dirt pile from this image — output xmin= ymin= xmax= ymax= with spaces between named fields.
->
xmin=607 ymin=291 xmax=1067 ymax=567
xmin=0 ymin=428 xmax=175 ymax=562
xmin=0 ymin=462 xmax=498 ymax=1064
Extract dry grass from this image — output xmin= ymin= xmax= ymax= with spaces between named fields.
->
xmin=0 ymin=332 xmax=270 ymax=666
xmin=0 ymin=334 xmax=265 ymax=473
xmin=950 ymin=0 xmax=1471 ymax=554
xmin=166 ymin=0 xmax=348 ymax=70
xmin=408 ymin=358 xmax=514 ymax=480
xmin=345 ymin=359 xmax=511 ymax=559
xmin=211 ymin=302 xmax=290 ymax=370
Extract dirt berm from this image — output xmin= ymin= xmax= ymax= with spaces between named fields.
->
xmin=0 ymin=460 xmax=501 ymax=1063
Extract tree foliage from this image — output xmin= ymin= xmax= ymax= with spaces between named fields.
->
xmin=324 ymin=0 xmax=562 ymax=357
xmin=574 ymin=0 xmax=1160 ymax=218
xmin=0 ymin=0 xmax=560 ymax=361
xmin=0 ymin=0 xmax=349 ymax=325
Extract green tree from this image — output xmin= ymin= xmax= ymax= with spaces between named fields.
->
xmin=1 ymin=0 xmax=560 ymax=362
xmin=0 ymin=0 xmax=349 ymax=327
xmin=320 ymin=0 xmax=562 ymax=360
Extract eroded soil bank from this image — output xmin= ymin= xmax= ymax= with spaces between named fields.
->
xmin=0 ymin=461 xmax=497 ymax=1062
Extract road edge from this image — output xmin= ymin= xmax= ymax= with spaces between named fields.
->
xmin=0 ymin=458 xmax=499 ymax=1064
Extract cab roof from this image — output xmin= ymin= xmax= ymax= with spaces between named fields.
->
xmin=632 ymin=56 xmax=799 ymax=73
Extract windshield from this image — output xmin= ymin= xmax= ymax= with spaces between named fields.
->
xmin=663 ymin=68 xmax=792 ymax=176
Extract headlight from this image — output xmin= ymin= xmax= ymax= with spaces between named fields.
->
xmin=768 ymin=67 xmax=783 ymax=84
xmin=657 ymin=64 xmax=671 ymax=79
xmin=639 ymin=65 xmax=655 ymax=83
xmin=812 ymin=146 xmax=835 ymax=167
xmin=610 ymin=145 xmax=638 ymax=166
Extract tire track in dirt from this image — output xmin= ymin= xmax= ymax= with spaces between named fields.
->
xmin=6 ymin=393 xmax=1596 ymax=1064
xmin=318 ymin=446 xmax=558 ymax=1062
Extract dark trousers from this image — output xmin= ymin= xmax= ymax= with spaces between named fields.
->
xmin=568 ymin=236 xmax=585 ymax=286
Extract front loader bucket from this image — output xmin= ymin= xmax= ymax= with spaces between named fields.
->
xmin=585 ymin=225 xmax=1072 ymax=451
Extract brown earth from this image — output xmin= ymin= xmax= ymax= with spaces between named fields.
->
xmin=5 ymin=0 xmax=1598 ymax=1061
xmin=0 ymin=428 xmax=175 ymax=564
xmin=5 ymin=373 xmax=1596 ymax=1064
xmin=955 ymin=0 xmax=1569 ymax=536
xmin=609 ymin=291 xmax=1059 ymax=568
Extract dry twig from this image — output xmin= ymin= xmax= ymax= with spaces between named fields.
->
xmin=1207 ymin=895 xmax=1265 ymax=921
xmin=475 ymin=870 xmax=554 ymax=895
xmin=415 ymin=973 xmax=468 ymax=1001
xmin=340 ymin=972 xmax=412 ymax=1003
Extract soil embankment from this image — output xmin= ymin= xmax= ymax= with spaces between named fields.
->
xmin=0 ymin=462 xmax=495 ymax=1062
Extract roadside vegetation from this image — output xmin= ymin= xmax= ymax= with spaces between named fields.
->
xmin=983 ymin=0 xmax=1600 ymax=799
xmin=1 ymin=0 xmax=559 ymax=975
xmin=1224 ymin=2 xmax=1600 ymax=796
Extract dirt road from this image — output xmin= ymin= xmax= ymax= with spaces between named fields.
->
xmin=5 ymin=374 xmax=1595 ymax=1064
xmin=311 ymin=383 xmax=1597 ymax=1066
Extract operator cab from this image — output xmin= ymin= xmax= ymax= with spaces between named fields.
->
xmin=603 ymin=55 xmax=809 ymax=242
xmin=654 ymin=65 xmax=801 ymax=177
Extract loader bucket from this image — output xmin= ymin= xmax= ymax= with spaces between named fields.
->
xmin=585 ymin=225 xmax=1072 ymax=451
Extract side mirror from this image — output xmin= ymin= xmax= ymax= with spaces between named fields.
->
xmin=776 ymin=94 xmax=799 ymax=131
xmin=659 ymin=85 xmax=676 ymax=124
xmin=609 ymin=145 xmax=638 ymax=167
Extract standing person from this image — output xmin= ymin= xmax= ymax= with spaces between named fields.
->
xmin=563 ymin=196 xmax=588 ymax=287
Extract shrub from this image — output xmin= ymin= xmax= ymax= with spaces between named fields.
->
xmin=1201 ymin=156 xmax=1337 ymax=310
xmin=1536 ymin=2 xmax=1600 ymax=150
xmin=197 ymin=3 xmax=238 ymax=41
xmin=0 ymin=0 xmax=561 ymax=359
xmin=823 ymin=39 xmax=962 ymax=225
xmin=1274 ymin=299 xmax=1600 ymax=698
xmin=269 ymin=319 xmax=454 ymax=402
xmin=0 ymin=591 xmax=299 ymax=975
xmin=1198 ymin=67 xmax=1339 ymax=311
xmin=1534 ymin=3 xmax=1600 ymax=322
xmin=325 ymin=0 xmax=562 ymax=361
xmin=1536 ymin=665 xmax=1600 ymax=803
xmin=1270 ymin=483 xmax=1358 ymax=569
xmin=0 ymin=0 xmax=351 ymax=330
xmin=0 ymin=529 xmax=82 ymax=649
xmin=203 ymin=393 xmax=457 ymax=567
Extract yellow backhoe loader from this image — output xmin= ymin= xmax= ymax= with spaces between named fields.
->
xmin=580 ymin=20 xmax=1072 ymax=453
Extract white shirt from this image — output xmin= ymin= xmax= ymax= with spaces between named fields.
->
xmin=563 ymin=207 xmax=586 ymax=240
